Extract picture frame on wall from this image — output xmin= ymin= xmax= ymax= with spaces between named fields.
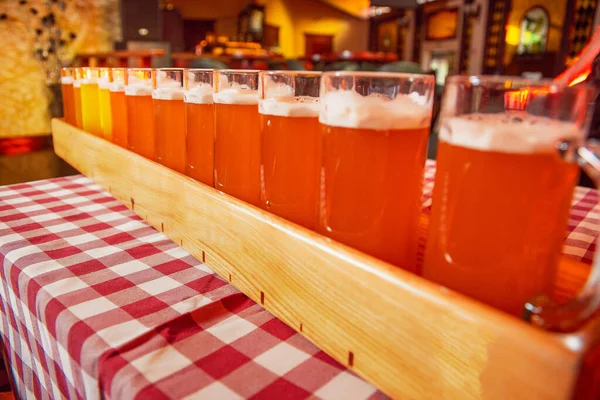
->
xmin=238 ymin=3 xmax=265 ymax=43
xmin=425 ymin=8 xmax=459 ymax=41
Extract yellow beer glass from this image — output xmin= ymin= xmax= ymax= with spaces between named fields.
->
xmin=81 ymin=67 xmax=102 ymax=136
xmin=99 ymin=68 xmax=113 ymax=140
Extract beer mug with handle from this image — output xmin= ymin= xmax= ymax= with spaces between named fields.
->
xmin=423 ymin=75 xmax=600 ymax=332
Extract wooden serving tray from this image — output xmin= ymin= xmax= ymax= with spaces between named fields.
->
xmin=52 ymin=119 xmax=600 ymax=400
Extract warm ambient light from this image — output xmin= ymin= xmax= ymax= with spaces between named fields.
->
xmin=504 ymin=74 xmax=590 ymax=111
xmin=368 ymin=6 xmax=391 ymax=17
xmin=505 ymin=25 xmax=520 ymax=46
xmin=569 ymin=70 xmax=591 ymax=86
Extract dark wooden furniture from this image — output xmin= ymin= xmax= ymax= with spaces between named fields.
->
xmin=74 ymin=49 xmax=166 ymax=68
xmin=305 ymin=34 xmax=334 ymax=55
xmin=171 ymin=52 xmax=284 ymax=70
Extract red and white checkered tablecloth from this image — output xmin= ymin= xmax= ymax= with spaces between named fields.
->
xmin=0 ymin=160 xmax=597 ymax=400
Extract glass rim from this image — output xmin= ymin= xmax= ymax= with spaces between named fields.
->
xmin=216 ymin=69 xmax=260 ymax=75
xmin=321 ymin=70 xmax=434 ymax=80
xmin=261 ymin=70 xmax=322 ymax=77
xmin=447 ymin=74 xmax=553 ymax=86
xmin=127 ymin=68 xmax=152 ymax=72
xmin=83 ymin=68 xmax=101 ymax=77
xmin=61 ymin=67 xmax=74 ymax=76
xmin=187 ymin=68 xmax=215 ymax=73
xmin=446 ymin=75 xmax=600 ymax=94
xmin=153 ymin=68 xmax=185 ymax=72
xmin=112 ymin=70 xmax=126 ymax=82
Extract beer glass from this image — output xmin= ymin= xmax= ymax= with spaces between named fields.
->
xmin=318 ymin=71 xmax=434 ymax=272
xmin=214 ymin=69 xmax=261 ymax=206
xmin=259 ymin=71 xmax=321 ymax=229
xmin=153 ymin=68 xmax=186 ymax=173
xmin=423 ymin=76 xmax=600 ymax=330
xmin=98 ymin=68 xmax=113 ymax=140
xmin=60 ymin=67 xmax=76 ymax=125
xmin=126 ymin=68 xmax=154 ymax=159
xmin=80 ymin=67 xmax=102 ymax=136
xmin=184 ymin=69 xmax=214 ymax=186
xmin=110 ymin=68 xmax=128 ymax=149
xmin=73 ymin=67 xmax=83 ymax=129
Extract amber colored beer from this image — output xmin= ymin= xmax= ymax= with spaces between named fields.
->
xmin=319 ymin=124 xmax=429 ymax=270
xmin=60 ymin=71 xmax=75 ymax=125
xmin=260 ymin=101 xmax=320 ymax=229
xmin=73 ymin=82 xmax=82 ymax=129
xmin=127 ymin=94 xmax=154 ymax=159
xmin=186 ymin=101 xmax=215 ymax=185
xmin=423 ymin=114 xmax=579 ymax=316
xmin=126 ymin=69 xmax=154 ymax=159
xmin=110 ymin=87 xmax=128 ymax=149
xmin=318 ymin=73 xmax=433 ymax=272
xmin=153 ymin=69 xmax=186 ymax=173
xmin=214 ymin=87 xmax=260 ymax=206
xmin=61 ymin=81 xmax=75 ymax=125
xmin=154 ymin=98 xmax=185 ymax=173
xmin=185 ymin=70 xmax=214 ymax=186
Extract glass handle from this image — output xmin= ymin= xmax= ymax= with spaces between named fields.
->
xmin=523 ymin=143 xmax=600 ymax=332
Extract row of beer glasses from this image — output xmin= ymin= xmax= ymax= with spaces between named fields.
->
xmin=61 ymin=67 xmax=599 ymax=327
xmin=60 ymin=67 xmax=433 ymax=275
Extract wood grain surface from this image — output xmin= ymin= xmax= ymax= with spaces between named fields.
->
xmin=52 ymin=118 xmax=600 ymax=400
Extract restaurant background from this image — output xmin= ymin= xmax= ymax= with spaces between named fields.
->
xmin=1 ymin=0 xmax=599 ymax=184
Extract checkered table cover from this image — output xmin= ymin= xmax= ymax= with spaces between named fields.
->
xmin=0 ymin=160 xmax=597 ymax=400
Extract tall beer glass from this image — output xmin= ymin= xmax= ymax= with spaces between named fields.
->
xmin=214 ymin=69 xmax=261 ymax=206
xmin=423 ymin=76 xmax=600 ymax=328
xmin=110 ymin=68 xmax=128 ymax=149
xmin=318 ymin=72 xmax=434 ymax=272
xmin=184 ymin=69 xmax=214 ymax=186
xmin=98 ymin=67 xmax=113 ymax=140
xmin=80 ymin=67 xmax=102 ymax=136
xmin=60 ymin=67 xmax=76 ymax=125
xmin=259 ymin=71 xmax=321 ymax=229
xmin=73 ymin=67 xmax=83 ymax=129
xmin=153 ymin=68 xmax=186 ymax=173
xmin=126 ymin=68 xmax=154 ymax=159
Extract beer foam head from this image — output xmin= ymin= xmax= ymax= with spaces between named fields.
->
xmin=109 ymin=81 xmax=125 ymax=92
xmin=214 ymin=82 xmax=258 ymax=105
xmin=153 ymin=87 xmax=184 ymax=100
xmin=262 ymin=80 xmax=295 ymax=98
xmin=125 ymin=83 xmax=152 ymax=96
xmin=98 ymin=77 xmax=111 ymax=90
xmin=80 ymin=78 xmax=98 ymax=85
xmin=439 ymin=113 xmax=580 ymax=154
xmin=185 ymin=83 xmax=213 ymax=104
xmin=259 ymin=97 xmax=320 ymax=117
xmin=61 ymin=76 xmax=74 ymax=84
xmin=319 ymin=90 xmax=431 ymax=130
xmin=126 ymin=73 xmax=152 ymax=96
xmin=73 ymin=80 xmax=81 ymax=88
xmin=153 ymin=74 xmax=184 ymax=100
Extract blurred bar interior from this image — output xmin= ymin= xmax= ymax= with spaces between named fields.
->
xmin=1 ymin=0 xmax=599 ymax=183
